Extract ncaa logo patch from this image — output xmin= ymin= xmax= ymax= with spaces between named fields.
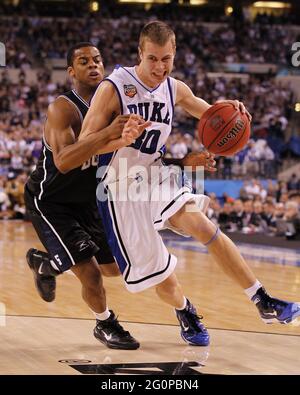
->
xmin=124 ymin=84 xmax=137 ymax=98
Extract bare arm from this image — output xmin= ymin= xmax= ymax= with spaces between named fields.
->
xmin=46 ymin=97 xmax=128 ymax=174
xmin=79 ymin=80 xmax=151 ymax=148
xmin=176 ymin=80 xmax=211 ymax=119
xmin=79 ymin=81 xmax=120 ymax=140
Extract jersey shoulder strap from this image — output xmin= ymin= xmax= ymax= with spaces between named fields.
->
xmin=59 ymin=90 xmax=89 ymax=122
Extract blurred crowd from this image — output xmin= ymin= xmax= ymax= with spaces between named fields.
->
xmin=205 ymin=177 xmax=300 ymax=240
xmin=0 ymin=9 xmax=299 ymax=239
xmin=2 ymin=15 xmax=298 ymax=69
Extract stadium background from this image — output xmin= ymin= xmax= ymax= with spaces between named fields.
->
xmin=0 ymin=0 xmax=300 ymax=376
xmin=1 ymin=0 xmax=300 ymax=245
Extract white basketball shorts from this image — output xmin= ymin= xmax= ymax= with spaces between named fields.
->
xmin=97 ymin=163 xmax=210 ymax=293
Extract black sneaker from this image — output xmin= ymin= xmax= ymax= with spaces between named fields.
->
xmin=252 ymin=287 xmax=300 ymax=325
xmin=26 ymin=248 xmax=57 ymax=302
xmin=176 ymin=299 xmax=210 ymax=346
xmin=94 ymin=310 xmax=140 ymax=350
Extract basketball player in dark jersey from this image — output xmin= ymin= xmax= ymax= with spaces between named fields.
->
xmin=24 ymin=42 xmax=150 ymax=350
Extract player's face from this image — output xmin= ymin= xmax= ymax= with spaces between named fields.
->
xmin=138 ymin=39 xmax=175 ymax=87
xmin=69 ymin=46 xmax=104 ymax=87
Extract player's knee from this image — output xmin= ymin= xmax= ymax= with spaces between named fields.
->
xmin=100 ymin=263 xmax=120 ymax=277
xmin=75 ymin=263 xmax=103 ymax=290
xmin=188 ymin=212 xmax=217 ymax=243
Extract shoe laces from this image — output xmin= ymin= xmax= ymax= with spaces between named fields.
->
xmin=182 ymin=308 xmax=205 ymax=332
xmin=98 ymin=315 xmax=130 ymax=337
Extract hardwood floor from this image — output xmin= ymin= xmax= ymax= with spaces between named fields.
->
xmin=0 ymin=221 xmax=300 ymax=375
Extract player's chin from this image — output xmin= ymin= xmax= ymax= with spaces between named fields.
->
xmin=87 ymin=77 xmax=102 ymax=86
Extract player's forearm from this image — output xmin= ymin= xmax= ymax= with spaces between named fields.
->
xmin=55 ymin=129 xmax=111 ymax=173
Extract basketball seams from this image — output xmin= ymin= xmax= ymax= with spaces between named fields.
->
xmin=199 ymin=103 xmax=232 ymax=144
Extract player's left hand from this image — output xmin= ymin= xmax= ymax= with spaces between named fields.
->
xmin=121 ymin=114 xmax=151 ymax=145
xmin=216 ymin=99 xmax=252 ymax=122
xmin=181 ymin=151 xmax=217 ymax=172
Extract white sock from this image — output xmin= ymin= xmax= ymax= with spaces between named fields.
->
xmin=244 ymin=280 xmax=263 ymax=300
xmin=176 ymin=297 xmax=187 ymax=311
xmin=93 ymin=308 xmax=110 ymax=321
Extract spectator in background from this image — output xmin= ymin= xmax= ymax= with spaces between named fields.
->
xmin=276 ymin=180 xmax=288 ymax=202
xmin=261 ymin=141 xmax=275 ymax=178
xmin=230 ymin=199 xmax=245 ymax=231
xmin=6 ymin=173 xmax=26 ymax=219
xmin=242 ymin=199 xmax=254 ymax=228
xmin=283 ymin=201 xmax=300 ymax=240
xmin=262 ymin=201 xmax=277 ymax=227
xmin=218 ymin=202 xmax=233 ymax=231
xmin=0 ymin=177 xmax=12 ymax=219
xmin=287 ymin=173 xmax=300 ymax=192
xmin=249 ymin=201 xmax=266 ymax=233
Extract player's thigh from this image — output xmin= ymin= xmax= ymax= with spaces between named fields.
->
xmin=25 ymin=197 xmax=99 ymax=271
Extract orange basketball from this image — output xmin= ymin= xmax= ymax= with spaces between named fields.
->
xmin=198 ymin=102 xmax=251 ymax=156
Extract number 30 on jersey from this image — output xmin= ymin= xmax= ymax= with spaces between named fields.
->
xmin=81 ymin=155 xmax=98 ymax=170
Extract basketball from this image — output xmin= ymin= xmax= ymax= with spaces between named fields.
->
xmin=198 ymin=102 xmax=251 ymax=156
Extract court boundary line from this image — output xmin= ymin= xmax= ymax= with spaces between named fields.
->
xmin=4 ymin=314 xmax=300 ymax=337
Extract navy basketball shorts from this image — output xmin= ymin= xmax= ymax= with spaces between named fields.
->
xmin=24 ymin=187 xmax=114 ymax=272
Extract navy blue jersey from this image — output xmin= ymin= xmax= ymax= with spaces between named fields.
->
xmin=26 ymin=90 xmax=98 ymax=203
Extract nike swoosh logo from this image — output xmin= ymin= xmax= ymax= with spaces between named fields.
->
xmin=182 ymin=323 xmax=190 ymax=332
xmin=38 ymin=263 xmax=44 ymax=275
xmin=263 ymin=310 xmax=278 ymax=317
xmin=103 ymin=332 xmax=112 ymax=341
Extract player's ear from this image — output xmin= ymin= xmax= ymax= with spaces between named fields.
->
xmin=67 ymin=66 xmax=75 ymax=79
xmin=138 ymin=46 xmax=142 ymax=62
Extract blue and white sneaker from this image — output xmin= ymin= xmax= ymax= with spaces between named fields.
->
xmin=252 ymin=287 xmax=300 ymax=325
xmin=175 ymin=299 xmax=210 ymax=346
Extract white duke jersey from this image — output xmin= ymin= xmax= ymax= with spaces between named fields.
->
xmin=99 ymin=65 xmax=177 ymax=183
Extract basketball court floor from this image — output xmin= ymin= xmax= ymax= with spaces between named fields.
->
xmin=1 ymin=221 xmax=300 ymax=375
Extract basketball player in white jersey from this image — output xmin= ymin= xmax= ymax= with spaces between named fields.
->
xmin=80 ymin=21 xmax=300 ymax=346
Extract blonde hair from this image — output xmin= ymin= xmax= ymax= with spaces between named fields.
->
xmin=139 ymin=21 xmax=176 ymax=52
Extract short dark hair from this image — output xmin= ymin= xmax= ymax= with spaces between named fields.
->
xmin=139 ymin=21 xmax=176 ymax=52
xmin=67 ymin=42 xmax=95 ymax=67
